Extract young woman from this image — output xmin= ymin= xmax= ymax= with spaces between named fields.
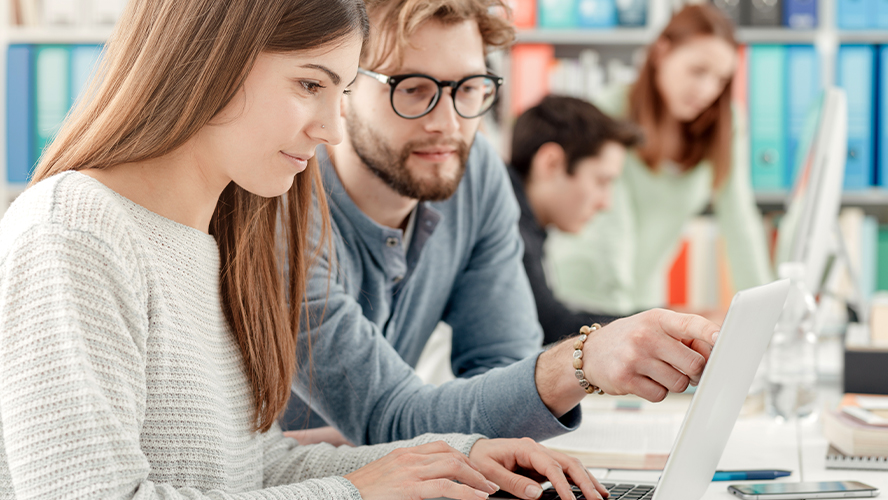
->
xmin=0 ymin=2 xmax=606 ymax=499
xmin=545 ymin=4 xmax=773 ymax=318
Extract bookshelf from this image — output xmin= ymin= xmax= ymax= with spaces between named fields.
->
xmin=500 ymin=0 xmax=888 ymax=218
xmin=1 ymin=0 xmax=120 ymax=217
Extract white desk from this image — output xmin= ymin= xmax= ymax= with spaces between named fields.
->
xmin=552 ymin=384 xmax=888 ymax=499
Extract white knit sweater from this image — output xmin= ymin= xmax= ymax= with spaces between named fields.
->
xmin=0 ymin=172 xmax=482 ymax=499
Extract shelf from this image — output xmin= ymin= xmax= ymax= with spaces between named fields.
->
xmin=755 ymin=189 xmax=888 ymax=207
xmin=515 ymin=28 xmax=654 ymax=45
xmin=735 ymin=28 xmax=819 ymax=44
xmin=5 ymin=26 xmax=113 ymax=44
xmin=837 ymin=31 xmax=888 ymax=44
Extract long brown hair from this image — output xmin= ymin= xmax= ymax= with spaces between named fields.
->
xmin=31 ymin=0 xmax=369 ymax=432
xmin=629 ymin=4 xmax=736 ymax=188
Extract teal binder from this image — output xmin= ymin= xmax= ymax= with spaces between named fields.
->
xmin=837 ymin=45 xmax=875 ymax=189
xmin=749 ymin=45 xmax=787 ymax=190
xmin=33 ymin=45 xmax=71 ymax=167
xmin=538 ymin=0 xmax=578 ymax=28
xmin=785 ymin=46 xmax=821 ymax=187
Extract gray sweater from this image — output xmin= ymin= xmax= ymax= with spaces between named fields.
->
xmin=0 ymin=172 xmax=481 ymax=499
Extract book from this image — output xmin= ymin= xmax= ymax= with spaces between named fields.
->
xmin=823 ymin=405 xmax=888 ymax=457
xmin=826 ymin=445 xmax=888 ymax=471
xmin=711 ymin=0 xmax=744 ymax=25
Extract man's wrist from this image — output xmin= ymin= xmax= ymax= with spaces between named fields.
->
xmin=535 ymin=341 xmax=587 ymax=418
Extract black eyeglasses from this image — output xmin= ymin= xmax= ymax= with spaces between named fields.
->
xmin=358 ymin=68 xmax=504 ymax=119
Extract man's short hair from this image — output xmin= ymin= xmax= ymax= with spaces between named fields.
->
xmin=510 ymin=95 xmax=643 ymax=180
xmin=362 ymin=0 xmax=515 ymax=70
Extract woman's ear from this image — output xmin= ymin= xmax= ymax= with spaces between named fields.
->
xmin=529 ymin=142 xmax=568 ymax=182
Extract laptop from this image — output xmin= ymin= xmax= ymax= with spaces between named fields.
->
xmin=499 ymin=279 xmax=791 ymax=500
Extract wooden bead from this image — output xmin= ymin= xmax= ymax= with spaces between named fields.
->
xmin=573 ymin=358 xmax=583 ymax=370
xmin=573 ymin=339 xmax=584 ymax=350
xmin=579 ymin=325 xmax=591 ymax=335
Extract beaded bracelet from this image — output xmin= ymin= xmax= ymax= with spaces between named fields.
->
xmin=573 ymin=323 xmax=604 ymax=395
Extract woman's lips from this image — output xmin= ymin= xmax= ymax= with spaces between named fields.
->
xmin=282 ymin=152 xmax=310 ymax=172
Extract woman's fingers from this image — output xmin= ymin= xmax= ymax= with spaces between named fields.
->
xmin=418 ymin=478 xmax=496 ymax=500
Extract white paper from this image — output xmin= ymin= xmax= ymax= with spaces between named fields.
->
xmin=542 ymin=411 xmax=683 ymax=454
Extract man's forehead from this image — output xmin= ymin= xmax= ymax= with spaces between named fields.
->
xmin=371 ymin=18 xmax=486 ymax=75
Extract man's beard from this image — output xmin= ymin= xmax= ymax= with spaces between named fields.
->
xmin=346 ymin=110 xmax=471 ymax=202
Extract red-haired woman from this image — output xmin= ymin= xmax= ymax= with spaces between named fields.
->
xmin=546 ymin=4 xmax=773 ymax=318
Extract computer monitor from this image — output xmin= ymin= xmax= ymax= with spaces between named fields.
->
xmin=775 ymin=87 xmax=848 ymax=295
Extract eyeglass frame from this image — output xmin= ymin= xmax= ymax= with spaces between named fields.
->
xmin=357 ymin=67 xmax=504 ymax=120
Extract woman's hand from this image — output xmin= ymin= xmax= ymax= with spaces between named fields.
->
xmin=345 ymin=440 xmax=500 ymax=500
xmin=469 ymin=438 xmax=608 ymax=500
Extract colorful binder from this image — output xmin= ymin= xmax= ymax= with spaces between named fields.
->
xmin=881 ymin=46 xmax=888 ymax=187
xmin=786 ymin=45 xmax=821 ymax=186
xmin=576 ymin=0 xmax=617 ymax=27
xmin=836 ymin=0 xmax=872 ymax=29
xmin=837 ymin=45 xmax=875 ymax=189
xmin=749 ymin=0 xmax=783 ymax=26
xmin=510 ymin=44 xmax=554 ymax=117
xmin=749 ymin=45 xmax=787 ymax=190
xmin=510 ymin=0 xmax=537 ymax=28
xmin=712 ymin=0 xmax=744 ymax=25
xmin=877 ymin=0 xmax=888 ymax=28
xmin=33 ymin=45 xmax=71 ymax=168
xmin=70 ymin=45 xmax=103 ymax=108
xmin=783 ymin=0 xmax=818 ymax=28
xmin=615 ymin=0 xmax=646 ymax=26
xmin=6 ymin=45 xmax=35 ymax=184
xmin=538 ymin=0 xmax=578 ymax=28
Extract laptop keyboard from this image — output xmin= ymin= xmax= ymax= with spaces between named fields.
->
xmin=536 ymin=483 xmax=655 ymax=500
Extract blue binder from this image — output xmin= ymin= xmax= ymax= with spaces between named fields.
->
xmin=70 ymin=44 xmax=103 ymax=108
xmin=837 ymin=45 xmax=875 ymax=189
xmin=785 ymin=46 xmax=821 ymax=186
xmin=836 ymin=0 xmax=872 ymax=29
xmin=576 ymin=0 xmax=616 ymax=27
xmin=750 ymin=45 xmax=787 ymax=190
xmin=783 ymin=0 xmax=817 ymax=27
xmin=615 ymin=0 xmax=646 ymax=26
xmin=6 ymin=45 xmax=34 ymax=184
xmin=879 ymin=46 xmax=888 ymax=186
xmin=876 ymin=0 xmax=888 ymax=27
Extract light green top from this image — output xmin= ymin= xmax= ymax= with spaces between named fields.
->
xmin=544 ymin=85 xmax=774 ymax=314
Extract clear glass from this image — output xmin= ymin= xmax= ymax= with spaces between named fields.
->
xmin=766 ymin=262 xmax=819 ymax=420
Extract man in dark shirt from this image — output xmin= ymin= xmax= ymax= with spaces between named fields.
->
xmin=509 ymin=95 xmax=642 ymax=345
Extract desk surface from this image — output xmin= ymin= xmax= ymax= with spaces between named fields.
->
xmin=550 ymin=384 xmax=888 ymax=499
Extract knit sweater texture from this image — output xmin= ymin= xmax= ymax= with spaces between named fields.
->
xmin=0 ymin=171 xmax=481 ymax=499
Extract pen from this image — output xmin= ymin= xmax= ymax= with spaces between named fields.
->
xmin=712 ymin=470 xmax=792 ymax=481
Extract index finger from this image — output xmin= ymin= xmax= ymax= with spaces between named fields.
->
xmin=655 ymin=310 xmax=719 ymax=347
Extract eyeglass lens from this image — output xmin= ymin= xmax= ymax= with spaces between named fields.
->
xmin=392 ymin=75 xmax=498 ymax=118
